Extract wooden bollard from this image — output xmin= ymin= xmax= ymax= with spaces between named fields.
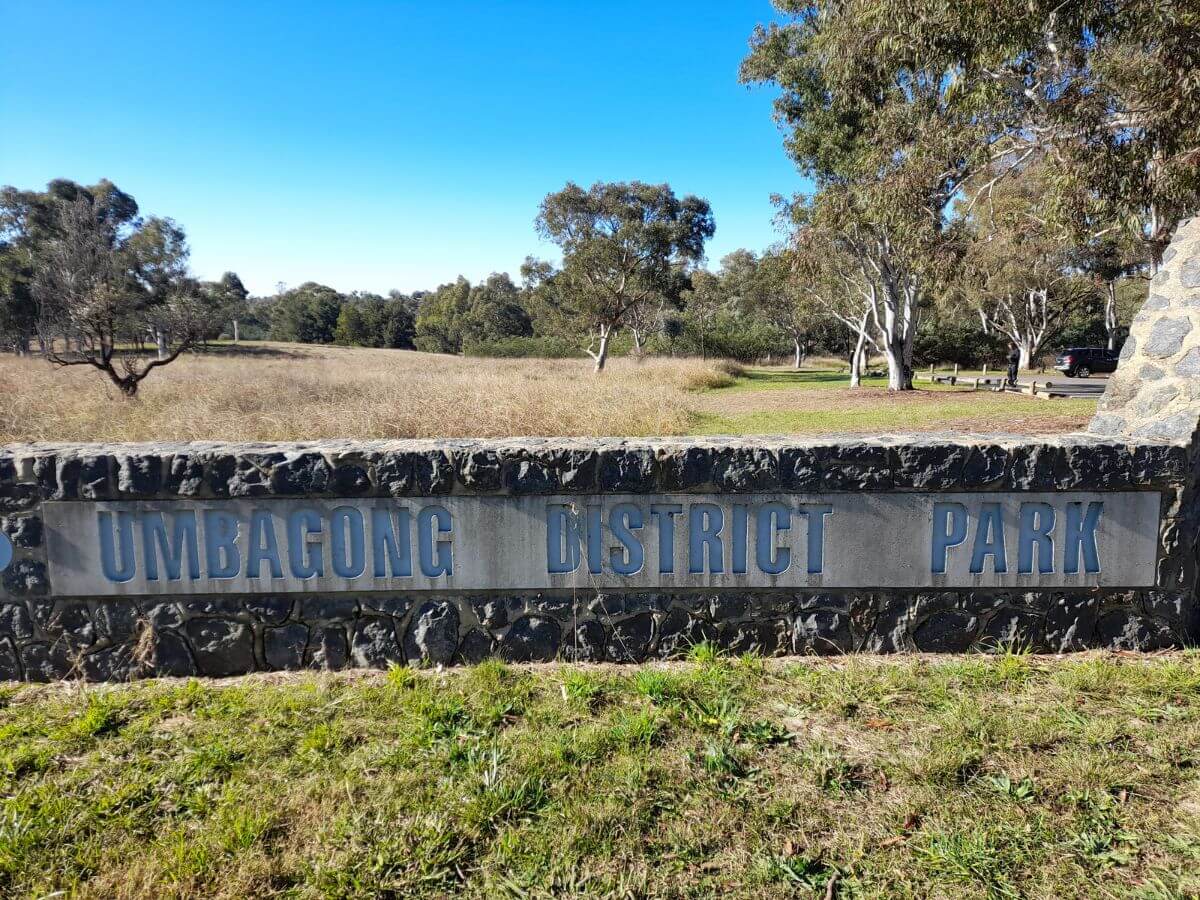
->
xmin=953 ymin=363 xmax=959 ymax=377
xmin=982 ymin=364 xmax=988 ymax=377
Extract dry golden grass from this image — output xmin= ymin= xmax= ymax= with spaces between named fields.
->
xmin=0 ymin=343 xmax=731 ymax=443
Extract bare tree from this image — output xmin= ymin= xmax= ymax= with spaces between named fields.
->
xmin=33 ymin=197 xmax=207 ymax=396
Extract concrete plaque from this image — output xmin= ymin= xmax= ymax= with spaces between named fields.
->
xmin=41 ymin=491 xmax=1160 ymax=597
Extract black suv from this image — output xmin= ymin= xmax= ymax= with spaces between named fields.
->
xmin=1054 ymin=347 xmax=1118 ymax=378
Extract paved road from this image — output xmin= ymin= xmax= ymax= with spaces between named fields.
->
xmin=1008 ymin=375 xmax=1108 ymax=398
xmin=925 ymin=372 xmax=1109 ymax=398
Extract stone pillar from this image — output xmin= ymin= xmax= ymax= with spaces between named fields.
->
xmin=1091 ymin=216 xmax=1200 ymax=441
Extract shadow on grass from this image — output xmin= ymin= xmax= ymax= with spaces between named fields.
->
xmin=191 ymin=343 xmax=308 ymax=359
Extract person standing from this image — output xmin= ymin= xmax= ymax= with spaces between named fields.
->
xmin=1006 ymin=342 xmax=1020 ymax=387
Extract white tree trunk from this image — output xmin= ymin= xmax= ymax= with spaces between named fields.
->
xmin=233 ymin=319 xmax=240 ymax=344
xmin=155 ymin=329 xmax=168 ymax=361
xmin=1018 ymin=343 xmax=1032 ymax=370
xmin=631 ymin=327 xmax=643 ymax=355
xmin=793 ymin=337 xmax=803 ymax=369
xmin=1104 ymin=282 xmax=1118 ymax=351
xmin=589 ymin=325 xmax=612 ymax=373
xmin=849 ymin=327 xmax=868 ymax=388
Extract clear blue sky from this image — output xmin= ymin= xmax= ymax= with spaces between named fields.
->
xmin=2 ymin=1 xmax=807 ymax=296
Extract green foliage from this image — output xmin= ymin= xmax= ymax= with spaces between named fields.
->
xmin=266 ymin=282 xmax=342 ymax=344
xmin=526 ymin=181 xmax=714 ymax=369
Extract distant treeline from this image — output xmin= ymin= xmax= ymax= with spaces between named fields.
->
xmin=244 ymin=258 xmax=1142 ymax=368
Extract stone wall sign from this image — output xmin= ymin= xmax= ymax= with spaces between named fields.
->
xmin=42 ymin=491 xmax=1159 ymax=596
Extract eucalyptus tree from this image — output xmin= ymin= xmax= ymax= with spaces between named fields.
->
xmin=742 ymin=3 xmax=992 ymax=390
xmin=32 ymin=194 xmax=207 ymax=396
xmin=747 ymin=249 xmax=827 ymax=369
xmin=528 ymin=181 xmax=714 ymax=372
xmin=1 ymin=179 xmax=140 ymax=355
xmin=958 ymin=164 xmax=1094 ymax=369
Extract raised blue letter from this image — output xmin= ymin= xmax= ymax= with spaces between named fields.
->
xmin=931 ymin=502 xmax=968 ymax=575
xmin=756 ymin=503 xmax=791 ymax=575
xmin=203 ymin=510 xmax=241 ymax=579
xmin=330 ymin=506 xmax=366 ymax=578
xmin=609 ymin=503 xmax=644 ymax=576
xmin=688 ymin=504 xmax=723 ymax=574
xmin=1017 ymin=502 xmax=1055 ymax=575
xmin=418 ymin=505 xmax=452 ymax=577
xmin=143 ymin=510 xmax=200 ymax=581
xmin=99 ymin=511 xmax=136 ymax=583
xmin=1064 ymin=501 xmax=1102 ymax=575
xmin=969 ymin=503 xmax=1007 ymax=575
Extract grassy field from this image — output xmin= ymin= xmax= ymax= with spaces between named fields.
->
xmin=0 ymin=652 xmax=1197 ymax=898
xmin=0 ymin=344 xmax=1095 ymax=443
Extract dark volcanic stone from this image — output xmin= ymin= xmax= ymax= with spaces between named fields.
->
xmin=820 ymin=445 xmax=892 ymax=490
xmin=597 ymin=448 xmax=656 ymax=493
xmin=552 ymin=448 xmax=597 ymax=492
xmin=0 ymin=482 xmax=39 ymax=514
xmin=305 ymin=625 xmax=349 ymax=669
xmin=93 ymin=602 xmax=138 ymax=644
xmin=712 ymin=447 xmax=779 ymax=492
xmin=185 ymin=619 xmax=255 ymax=677
xmin=330 ymin=463 xmax=371 ymax=495
xmin=40 ymin=456 xmax=81 ymax=500
xmin=1130 ymin=444 xmax=1189 ymax=485
xmin=404 ymin=600 xmax=459 ymax=665
xmin=245 ymin=596 xmax=293 ymax=625
xmin=49 ymin=601 xmax=95 ymax=651
xmin=456 ymin=449 xmax=503 ymax=492
xmin=180 ymin=597 xmax=251 ymax=619
xmin=655 ymin=607 xmax=716 ymax=658
xmin=147 ymin=629 xmax=196 ymax=676
xmin=78 ymin=455 xmax=115 ymax=500
xmin=377 ymin=452 xmax=414 ymax=496
xmin=793 ymin=610 xmax=853 ymax=654
xmin=0 ymin=602 xmax=35 ymax=641
xmin=1095 ymin=610 xmax=1176 ymax=651
xmin=0 ymin=638 xmax=21 ymax=681
xmin=658 ymin=446 xmax=713 ymax=491
xmin=503 ymin=459 xmax=556 ymax=495
xmin=1044 ymin=595 xmax=1099 ymax=652
xmin=117 ymin=455 xmax=162 ymax=496
xmin=914 ymin=610 xmax=978 ymax=652
xmin=140 ymin=602 xmax=184 ymax=630
xmin=298 ymin=596 xmax=357 ymax=621
xmin=1005 ymin=444 xmax=1060 ymax=490
xmin=270 ymin=453 xmax=331 ymax=495
xmin=719 ymin=619 xmax=786 ymax=655
xmin=564 ymin=620 xmax=607 ymax=661
xmin=891 ymin=445 xmax=966 ymax=490
xmin=361 ymin=596 xmax=412 ymax=618
xmin=606 ymin=612 xmax=656 ymax=662
xmin=20 ymin=641 xmax=73 ymax=681
xmin=80 ymin=645 xmax=138 ymax=682
xmin=264 ymin=623 xmax=309 ymax=670
xmin=2 ymin=515 xmax=42 ymax=549
xmin=165 ymin=454 xmax=207 ymax=496
xmin=456 ymin=628 xmax=497 ymax=664
xmin=2 ymin=560 xmax=49 ymax=597
xmin=1056 ymin=443 xmax=1130 ymax=489
xmin=413 ymin=451 xmax=453 ymax=494
xmin=500 ymin=615 xmax=561 ymax=662
xmin=981 ymin=609 xmax=1045 ymax=649
xmin=471 ymin=598 xmax=509 ymax=629
xmin=780 ymin=446 xmax=822 ymax=490
xmin=352 ymin=617 xmax=403 ymax=667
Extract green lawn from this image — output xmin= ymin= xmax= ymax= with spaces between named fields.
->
xmin=2 ymin=652 xmax=1198 ymax=898
xmin=688 ymin=367 xmax=1096 ymax=435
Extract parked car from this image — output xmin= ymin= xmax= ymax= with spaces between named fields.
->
xmin=1054 ymin=347 xmax=1118 ymax=378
